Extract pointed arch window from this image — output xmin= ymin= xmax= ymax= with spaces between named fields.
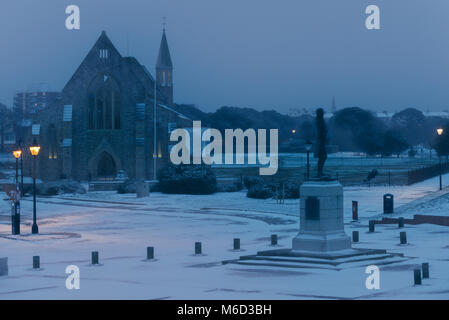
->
xmin=48 ymin=124 xmax=58 ymax=159
xmin=88 ymin=75 xmax=121 ymax=130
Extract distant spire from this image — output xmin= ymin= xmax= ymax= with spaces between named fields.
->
xmin=156 ymin=27 xmax=173 ymax=68
xmin=331 ymin=96 xmax=337 ymax=113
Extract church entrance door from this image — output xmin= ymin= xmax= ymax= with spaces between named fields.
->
xmin=97 ymin=152 xmax=116 ymax=180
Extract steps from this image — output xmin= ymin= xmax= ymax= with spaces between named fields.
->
xmin=223 ymin=248 xmax=409 ymax=271
xmin=88 ymin=181 xmax=122 ymax=191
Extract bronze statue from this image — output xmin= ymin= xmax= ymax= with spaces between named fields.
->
xmin=315 ymin=108 xmax=327 ymax=177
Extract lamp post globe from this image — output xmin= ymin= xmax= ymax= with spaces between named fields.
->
xmin=436 ymin=128 xmax=444 ymax=191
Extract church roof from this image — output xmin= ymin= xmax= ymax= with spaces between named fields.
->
xmin=156 ymin=30 xmax=173 ymax=68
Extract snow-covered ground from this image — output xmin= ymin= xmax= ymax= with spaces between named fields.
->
xmin=0 ymin=174 xmax=448 ymax=299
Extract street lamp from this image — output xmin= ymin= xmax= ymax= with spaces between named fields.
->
xmin=29 ymin=139 xmax=40 ymax=234
xmin=18 ymin=139 xmax=24 ymax=196
xmin=305 ymin=140 xmax=313 ymax=180
xmin=437 ymin=128 xmax=444 ymax=191
xmin=12 ymin=149 xmax=22 ymax=190
xmin=12 ymin=149 xmax=22 ymax=235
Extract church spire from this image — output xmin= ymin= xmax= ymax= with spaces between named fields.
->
xmin=156 ymin=28 xmax=173 ymax=69
xmin=331 ymin=96 xmax=337 ymax=113
xmin=156 ymin=24 xmax=173 ymax=105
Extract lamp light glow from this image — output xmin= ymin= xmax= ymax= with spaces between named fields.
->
xmin=29 ymin=141 xmax=41 ymax=156
xmin=13 ymin=150 xmax=22 ymax=159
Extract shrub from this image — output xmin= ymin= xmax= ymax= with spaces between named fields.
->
xmin=243 ymin=176 xmax=264 ymax=190
xmin=159 ymin=164 xmax=217 ymax=194
xmin=217 ymin=181 xmax=244 ymax=193
xmin=35 ymin=181 xmax=86 ymax=196
xmin=117 ymin=179 xmax=142 ymax=194
xmin=247 ymin=183 xmax=274 ymax=199
xmin=280 ymin=181 xmax=300 ymax=199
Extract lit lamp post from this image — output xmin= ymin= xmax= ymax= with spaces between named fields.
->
xmin=29 ymin=139 xmax=41 ymax=234
xmin=12 ymin=149 xmax=22 ymax=235
xmin=305 ymin=141 xmax=313 ymax=180
xmin=12 ymin=149 xmax=22 ymax=190
xmin=437 ymin=128 xmax=444 ymax=191
xmin=19 ymin=140 xmax=24 ymax=196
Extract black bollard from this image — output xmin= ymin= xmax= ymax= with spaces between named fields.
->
xmin=369 ymin=220 xmax=375 ymax=233
xmin=414 ymin=269 xmax=422 ymax=285
xmin=352 ymin=201 xmax=358 ymax=221
xmin=33 ymin=256 xmax=40 ymax=269
xmin=91 ymin=251 xmax=99 ymax=265
xmin=233 ymin=238 xmax=240 ymax=250
xmin=400 ymin=232 xmax=407 ymax=244
xmin=195 ymin=242 xmax=202 ymax=255
xmin=271 ymin=234 xmax=278 ymax=246
xmin=352 ymin=231 xmax=359 ymax=243
xmin=398 ymin=217 xmax=404 ymax=228
xmin=422 ymin=263 xmax=429 ymax=279
xmin=147 ymin=247 xmax=154 ymax=260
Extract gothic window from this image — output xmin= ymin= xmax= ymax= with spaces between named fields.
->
xmin=96 ymin=94 xmax=104 ymax=129
xmin=88 ymin=94 xmax=95 ymax=129
xmin=99 ymin=49 xmax=109 ymax=59
xmin=48 ymin=124 xmax=58 ymax=159
xmin=114 ymin=94 xmax=121 ymax=129
xmin=88 ymin=75 xmax=121 ymax=130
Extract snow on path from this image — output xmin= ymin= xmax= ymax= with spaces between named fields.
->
xmin=0 ymin=175 xmax=448 ymax=299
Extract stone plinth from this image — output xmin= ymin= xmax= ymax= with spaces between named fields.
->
xmin=0 ymin=257 xmax=8 ymax=276
xmin=292 ymin=179 xmax=351 ymax=252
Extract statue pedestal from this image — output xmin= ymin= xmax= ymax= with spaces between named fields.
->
xmin=292 ymin=180 xmax=351 ymax=252
xmin=223 ymin=179 xmax=409 ymax=269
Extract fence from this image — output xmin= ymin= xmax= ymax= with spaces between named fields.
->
xmin=407 ymin=161 xmax=449 ymax=185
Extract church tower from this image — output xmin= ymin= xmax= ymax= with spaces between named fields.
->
xmin=156 ymin=28 xmax=174 ymax=105
xmin=331 ymin=96 xmax=337 ymax=114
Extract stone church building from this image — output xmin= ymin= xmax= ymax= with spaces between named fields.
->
xmin=26 ymin=30 xmax=191 ymax=182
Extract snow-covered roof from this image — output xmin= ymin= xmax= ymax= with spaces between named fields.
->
xmin=158 ymin=104 xmax=191 ymax=121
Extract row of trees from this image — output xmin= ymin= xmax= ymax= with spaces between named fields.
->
xmin=328 ymin=107 xmax=409 ymax=156
xmin=327 ymin=107 xmax=447 ymax=156
xmin=175 ymin=104 xmax=446 ymax=156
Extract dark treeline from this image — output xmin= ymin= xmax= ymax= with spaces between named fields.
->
xmin=174 ymin=104 xmax=449 ymax=155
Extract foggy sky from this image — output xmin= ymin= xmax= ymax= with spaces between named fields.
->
xmin=1 ymin=0 xmax=448 ymax=113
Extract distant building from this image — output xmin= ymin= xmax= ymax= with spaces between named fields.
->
xmin=23 ymin=29 xmax=191 ymax=181
xmin=376 ymin=110 xmax=449 ymax=119
xmin=13 ymin=91 xmax=61 ymax=120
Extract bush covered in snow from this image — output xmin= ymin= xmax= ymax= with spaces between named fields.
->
xmin=247 ymin=183 xmax=274 ymax=199
xmin=217 ymin=181 xmax=244 ymax=193
xmin=245 ymin=179 xmax=299 ymax=199
xmin=29 ymin=181 xmax=87 ymax=196
xmin=243 ymin=176 xmax=264 ymax=190
xmin=117 ymin=179 xmax=139 ymax=194
xmin=159 ymin=164 xmax=217 ymax=194
xmin=281 ymin=181 xmax=300 ymax=199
